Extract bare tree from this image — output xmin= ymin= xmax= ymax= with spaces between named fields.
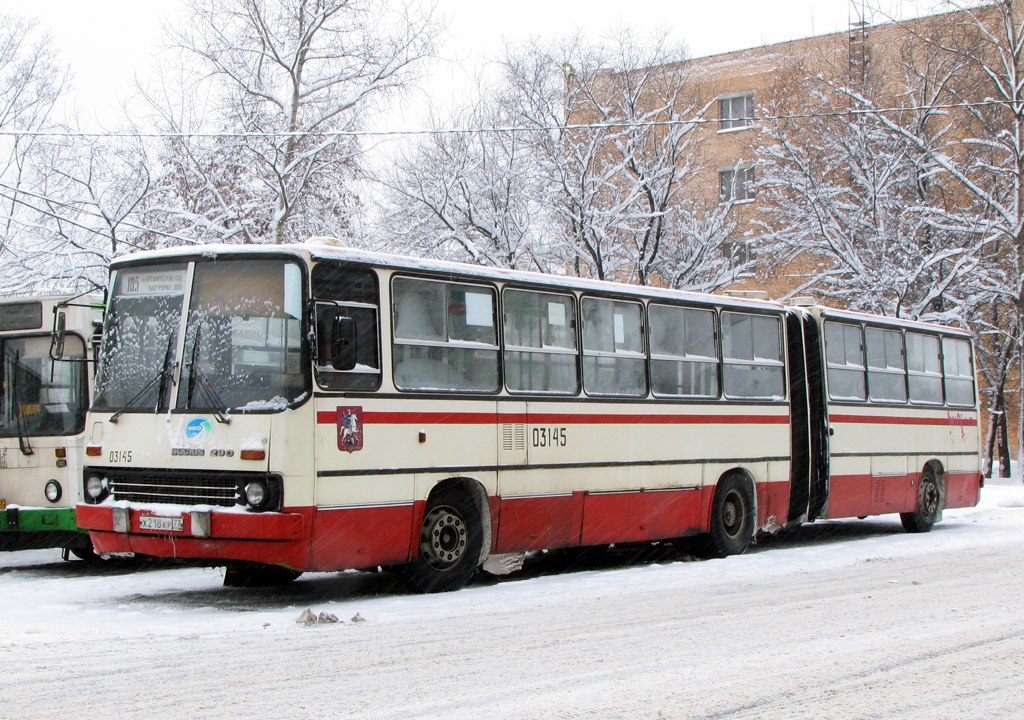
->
xmin=0 ymin=14 xmax=67 ymax=292
xmin=146 ymin=0 xmax=441 ymax=244
xmin=378 ymin=30 xmax=751 ymax=291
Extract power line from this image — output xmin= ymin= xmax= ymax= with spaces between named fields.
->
xmin=0 ymin=99 xmax=1014 ymax=141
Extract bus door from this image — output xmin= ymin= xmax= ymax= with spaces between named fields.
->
xmin=785 ymin=311 xmax=810 ymax=523
xmin=784 ymin=310 xmax=829 ymax=524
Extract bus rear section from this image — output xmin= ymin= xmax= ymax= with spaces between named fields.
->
xmin=802 ymin=306 xmax=982 ymax=530
xmin=1 ymin=295 xmax=101 ymax=557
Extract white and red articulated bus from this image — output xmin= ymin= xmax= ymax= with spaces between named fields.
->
xmin=74 ymin=242 xmax=982 ymax=591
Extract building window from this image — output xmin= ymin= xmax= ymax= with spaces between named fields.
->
xmin=720 ymin=166 xmax=756 ymax=202
xmin=719 ymin=94 xmax=754 ymax=130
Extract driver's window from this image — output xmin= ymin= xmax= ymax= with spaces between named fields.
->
xmin=311 ymin=263 xmax=381 ymax=391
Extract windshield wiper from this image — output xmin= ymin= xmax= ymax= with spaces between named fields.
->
xmin=184 ymin=323 xmax=230 ymax=424
xmin=110 ymin=334 xmax=176 ymax=424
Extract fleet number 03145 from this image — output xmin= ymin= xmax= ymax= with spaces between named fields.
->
xmin=532 ymin=427 xmax=567 ymax=447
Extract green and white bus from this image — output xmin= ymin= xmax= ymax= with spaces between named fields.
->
xmin=1 ymin=294 xmax=102 ymax=558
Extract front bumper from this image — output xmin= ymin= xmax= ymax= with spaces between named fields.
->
xmin=76 ymin=503 xmax=308 ymax=567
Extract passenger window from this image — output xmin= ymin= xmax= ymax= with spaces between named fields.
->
xmin=942 ymin=337 xmax=975 ymax=407
xmin=312 ymin=263 xmax=381 ymax=392
xmin=649 ymin=304 xmax=719 ymax=398
xmin=825 ymin=322 xmax=866 ymax=402
xmin=865 ymin=327 xmax=906 ymax=403
xmin=392 ymin=277 xmax=499 ymax=392
xmin=581 ymin=297 xmax=646 ymax=397
xmin=906 ymin=332 xmax=943 ymax=404
xmin=721 ymin=312 xmax=784 ymax=400
xmin=503 ymin=289 xmax=578 ymax=394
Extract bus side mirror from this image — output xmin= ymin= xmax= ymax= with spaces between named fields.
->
xmin=51 ymin=311 xmax=67 ymax=360
xmin=331 ymin=315 xmax=357 ymax=371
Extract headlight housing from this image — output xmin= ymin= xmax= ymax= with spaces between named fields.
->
xmin=245 ymin=480 xmax=268 ymax=508
xmin=45 ymin=480 xmax=62 ymax=503
xmin=85 ymin=475 xmax=108 ymax=503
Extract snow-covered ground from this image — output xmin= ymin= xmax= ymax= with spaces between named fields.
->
xmin=3 ymin=480 xmax=1024 ymax=719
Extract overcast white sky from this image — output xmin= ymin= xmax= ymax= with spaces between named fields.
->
xmin=0 ymin=0 xmax=933 ymax=130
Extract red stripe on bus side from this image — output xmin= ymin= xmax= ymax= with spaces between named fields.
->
xmin=315 ymin=410 xmax=790 ymax=426
xmin=829 ymin=413 xmax=978 ymax=427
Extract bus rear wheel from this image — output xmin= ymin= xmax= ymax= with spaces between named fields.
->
xmin=901 ymin=467 xmax=941 ymax=533
xmin=404 ymin=486 xmax=482 ymax=593
xmin=704 ymin=474 xmax=756 ymax=558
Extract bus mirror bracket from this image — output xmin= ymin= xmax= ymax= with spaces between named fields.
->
xmin=331 ymin=314 xmax=357 ymax=371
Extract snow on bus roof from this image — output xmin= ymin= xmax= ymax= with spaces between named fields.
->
xmin=107 ymin=241 xmax=970 ymax=333
xmin=816 ymin=305 xmax=971 ymax=337
xmin=108 ymin=240 xmax=788 ymax=312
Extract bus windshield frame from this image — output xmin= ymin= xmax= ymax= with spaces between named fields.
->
xmin=93 ymin=256 xmax=310 ymax=415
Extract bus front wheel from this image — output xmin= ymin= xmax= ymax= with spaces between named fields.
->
xmin=900 ymin=467 xmax=941 ymax=533
xmin=704 ymin=474 xmax=756 ymax=558
xmin=404 ymin=486 xmax=483 ymax=593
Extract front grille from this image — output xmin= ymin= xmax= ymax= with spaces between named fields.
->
xmin=92 ymin=468 xmax=276 ymax=508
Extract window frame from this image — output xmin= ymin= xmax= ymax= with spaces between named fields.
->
xmin=720 ymin=310 xmax=786 ymax=401
xmin=942 ymin=336 xmax=976 ymax=408
xmin=718 ymin=93 xmax=755 ymax=131
xmin=719 ymin=166 xmax=756 ymax=203
xmin=648 ymin=302 xmax=720 ymax=399
xmin=824 ymin=321 xmax=867 ymax=403
xmin=580 ymin=295 xmax=648 ymax=398
xmin=501 ymin=286 xmax=580 ymax=396
xmin=390 ymin=275 xmax=501 ymax=394
xmin=906 ymin=331 xmax=944 ymax=405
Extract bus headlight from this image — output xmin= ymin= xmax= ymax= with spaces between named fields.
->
xmin=244 ymin=480 xmax=269 ymax=511
xmin=85 ymin=475 xmax=107 ymax=503
xmin=45 ymin=480 xmax=62 ymax=503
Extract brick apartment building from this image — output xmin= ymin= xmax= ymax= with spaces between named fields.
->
xmin=586 ymin=3 xmax=1022 ymax=469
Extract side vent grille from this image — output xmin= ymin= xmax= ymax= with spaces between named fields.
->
xmin=501 ymin=423 xmax=526 ymax=452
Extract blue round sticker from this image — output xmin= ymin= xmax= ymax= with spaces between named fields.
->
xmin=184 ymin=418 xmax=213 ymax=440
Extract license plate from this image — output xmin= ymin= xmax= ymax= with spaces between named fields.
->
xmin=139 ymin=515 xmax=184 ymax=532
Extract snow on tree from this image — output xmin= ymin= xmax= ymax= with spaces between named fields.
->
xmin=0 ymin=15 xmax=69 ymax=294
xmin=144 ymin=0 xmax=440 ymax=245
xmin=376 ymin=30 xmax=754 ymax=292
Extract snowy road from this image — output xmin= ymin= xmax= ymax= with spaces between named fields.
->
xmin=3 ymin=482 xmax=1024 ymax=720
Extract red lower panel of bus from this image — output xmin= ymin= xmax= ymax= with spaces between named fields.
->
xmin=825 ymin=470 xmax=982 ymax=519
xmin=308 ymin=505 xmax=418 ymax=570
xmin=944 ymin=471 xmax=984 ymax=508
xmin=494 ymin=489 xmax=709 ymax=552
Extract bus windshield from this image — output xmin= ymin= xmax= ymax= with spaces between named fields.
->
xmin=94 ymin=258 xmax=308 ymax=414
xmin=0 ymin=334 xmax=87 ymax=438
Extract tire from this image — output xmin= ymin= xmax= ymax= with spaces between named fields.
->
xmin=69 ymin=541 xmax=99 ymax=562
xmin=223 ymin=563 xmax=303 ymax=587
xmin=404 ymin=486 xmax=483 ymax=593
xmin=900 ymin=467 xmax=941 ymax=533
xmin=704 ymin=474 xmax=756 ymax=558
